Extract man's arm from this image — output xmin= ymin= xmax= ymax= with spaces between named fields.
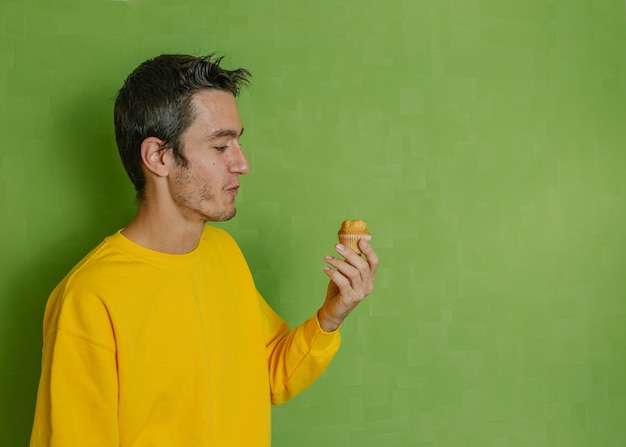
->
xmin=30 ymin=329 xmax=119 ymax=446
xmin=259 ymin=239 xmax=378 ymax=405
xmin=30 ymin=284 xmax=119 ymax=447
xmin=259 ymin=295 xmax=341 ymax=405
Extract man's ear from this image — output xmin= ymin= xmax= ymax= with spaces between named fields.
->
xmin=140 ymin=137 xmax=170 ymax=177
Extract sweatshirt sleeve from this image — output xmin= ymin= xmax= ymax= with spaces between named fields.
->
xmin=30 ymin=291 xmax=119 ymax=447
xmin=258 ymin=292 xmax=341 ymax=405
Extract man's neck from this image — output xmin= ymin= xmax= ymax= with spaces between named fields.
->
xmin=121 ymin=205 xmax=205 ymax=255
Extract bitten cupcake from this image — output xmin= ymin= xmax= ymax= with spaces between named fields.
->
xmin=337 ymin=220 xmax=372 ymax=255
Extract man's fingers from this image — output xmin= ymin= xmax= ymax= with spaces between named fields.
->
xmin=358 ymin=239 xmax=379 ymax=281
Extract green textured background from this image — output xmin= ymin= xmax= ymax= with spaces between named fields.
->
xmin=1 ymin=1 xmax=625 ymax=446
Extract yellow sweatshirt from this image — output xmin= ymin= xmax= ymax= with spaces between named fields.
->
xmin=30 ymin=225 xmax=340 ymax=446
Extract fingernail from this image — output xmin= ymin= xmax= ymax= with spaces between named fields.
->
xmin=336 ymin=244 xmax=345 ymax=251
xmin=359 ymin=239 xmax=368 ymax=249
xmin=324 ymin=255 xmax=333 ymax=261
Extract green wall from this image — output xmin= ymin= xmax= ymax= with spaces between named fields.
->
xmin=2 ymin=1 xmax=625 ymax=445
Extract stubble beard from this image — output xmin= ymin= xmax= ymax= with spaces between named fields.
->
xmin=192 ymin=192 xmax=238 ymax=223
xmin=204 ymin=206 xmax=237 ymax=223
xmin=172 ymin=169 xmax=238 ymax=223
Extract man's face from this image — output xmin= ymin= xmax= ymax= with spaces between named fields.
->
xmin=168 ymin=89 xmax=249 ymax=222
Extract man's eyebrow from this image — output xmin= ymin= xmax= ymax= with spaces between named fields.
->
xmin=209 ymin=128 xmax=244 ymax=139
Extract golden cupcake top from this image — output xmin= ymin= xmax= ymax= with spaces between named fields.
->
xmin=338 ymin=219 xmax=371 ymax=235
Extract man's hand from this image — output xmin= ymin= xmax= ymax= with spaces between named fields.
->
xmin=318 ymin=239 xmax=379 ymax=332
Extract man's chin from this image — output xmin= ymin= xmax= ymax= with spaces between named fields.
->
xmin=225 ymin=208 xmax=237 ymax=221
xmin=204 ymin=208 xmax=237 ymax=223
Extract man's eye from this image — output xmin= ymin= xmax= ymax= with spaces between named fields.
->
xmin=214 ymin=146 xmax=228 ymax=152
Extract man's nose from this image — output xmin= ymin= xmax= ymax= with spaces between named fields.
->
xmin=231 ymin=145 xmax=250 ymax=175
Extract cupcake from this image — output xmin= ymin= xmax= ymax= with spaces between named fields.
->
xmin=337 ymin=220 xmax=372 ymax=255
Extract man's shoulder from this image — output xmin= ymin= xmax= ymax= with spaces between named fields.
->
xmin=201 ymin=224 xmax=250 ymax=267
xmin=55 ymin=235 xmax=113 ymax=279
xmin=201 ymin=224 xmax=238 ymax=247
xmin=44 ymin=236 xmax=118 ymax=319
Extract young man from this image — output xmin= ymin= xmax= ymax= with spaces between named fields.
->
xmin=30 ymin=54 xmax=379 ymax=446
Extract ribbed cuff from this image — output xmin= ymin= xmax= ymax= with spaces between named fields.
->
xmin=300 ymin=314 xmax=341 ymax=354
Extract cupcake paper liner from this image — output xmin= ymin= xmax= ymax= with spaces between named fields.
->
xmin=338 ymin=234 xmax=372 ymax=254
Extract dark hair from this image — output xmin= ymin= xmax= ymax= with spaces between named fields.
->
xmin=113 ymin=54 xmax=251 ymax=199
